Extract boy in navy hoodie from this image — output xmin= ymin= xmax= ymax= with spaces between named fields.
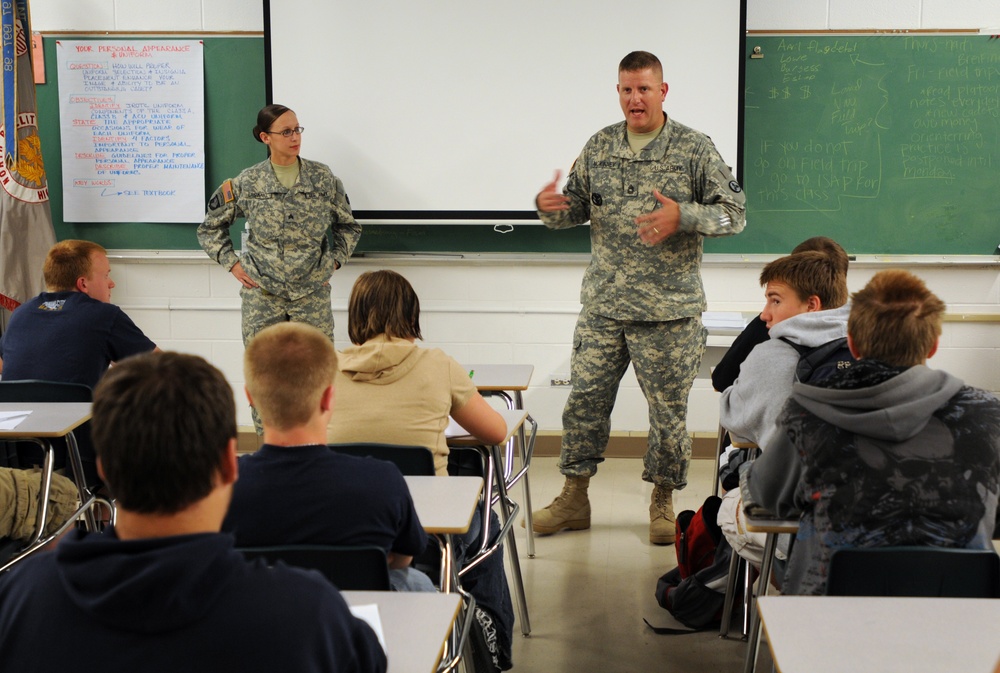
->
xmin=0 ymin=352 xmax=386 ymax=673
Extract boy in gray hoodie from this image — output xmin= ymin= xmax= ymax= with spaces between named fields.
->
xmin=717 ymin=250 xmax=850 ymax=564
xmin=719 ymin=250 xmax=850 ymax=450
xmin=741 ymin=270 xmax=1000 ymax=594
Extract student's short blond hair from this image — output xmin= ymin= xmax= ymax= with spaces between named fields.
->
xmin=43 ymin=240 xmax=106 ymax=291
xmin=849 ymin=270 xmax=945 ymax=367
xmin=243 ymin=322 xmax=337 ymax=430
xmin=759 ymin=250 xmax=849 ymax=309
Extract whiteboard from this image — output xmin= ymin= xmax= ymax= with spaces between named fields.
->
xmin=269 ymin=0 xmax=743 ymax=221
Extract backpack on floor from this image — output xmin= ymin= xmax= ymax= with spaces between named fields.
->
xmin=779 ymin=336 xmax=855 ymax=384
xmin=651 ymin=495 xmax=746 ymax=631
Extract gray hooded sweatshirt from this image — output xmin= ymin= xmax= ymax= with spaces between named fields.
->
xmin=719 ymin=303 xmax=850 ymax=450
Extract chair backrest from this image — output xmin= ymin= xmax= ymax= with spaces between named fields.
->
xmin=0 ymin=379 xmax=92 ymax=403
xmin=446 ymin=445 xmax=486 ymax=479
xmin=826 ymin=547 xmax=1000 ymax=598
xmin=238 ymin=545 xmax=392 ymax=591
xmin=329 ymin=442 xmax=435 ymax=476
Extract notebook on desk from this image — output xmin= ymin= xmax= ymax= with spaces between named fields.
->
xmin=444 ymin=417 xmax=467 ymax=439
xmin=348 ymin=603 xmax=386 ymax=651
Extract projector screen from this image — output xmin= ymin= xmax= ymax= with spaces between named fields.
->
xmin=268 ymin=0 xmax=743 ymax=223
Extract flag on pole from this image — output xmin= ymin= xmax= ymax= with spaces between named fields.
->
xmin=0 ymin=0 xmax=55 ymax=313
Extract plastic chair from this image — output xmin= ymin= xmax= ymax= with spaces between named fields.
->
xmin=826 ymin=547 xmax=1000 ymax=597
xmin=329 ymin=442 xmax=436 ymax=476
xmin=238 ymin=544 xmax=392 ymax=591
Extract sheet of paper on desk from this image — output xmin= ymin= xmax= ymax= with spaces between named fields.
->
xmin=0 ymin=410 xmax=32 ymax=430
xmin=702 ymin=311 xmax=747 ymax=330
xmin=349 ymin=603 xmax=387 ymax=651
xmin=445 ymin=416 xmax=468 ymax=438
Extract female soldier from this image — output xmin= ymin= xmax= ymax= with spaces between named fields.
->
xmin=198 ymin=104 xmax=360 ymax=346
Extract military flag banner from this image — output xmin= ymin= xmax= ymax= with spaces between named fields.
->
xmin=0 ymin=0 xmax=55 ymax=313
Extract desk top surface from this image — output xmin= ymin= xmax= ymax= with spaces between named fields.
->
xmin=758 ymin=595 xmax=1000 ymax=673
xmin=0 ymin=402 xmax=92 ymax=437
xmin=463 ymin=364 xmax=534 ymax=391
xmin=343 ymin=591 xmax=462 ymax=673
xmin=446 ymin=408 xmax=528 ymax=446
xmin=404 ymin=475 xmax=483 ymax=534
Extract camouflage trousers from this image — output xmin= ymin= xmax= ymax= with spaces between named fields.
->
xmin=239 ymin=284 xmax=335 ymax=345
xmin=240 ymin=284 xmax=335 ymax=432
xmin=558 ymin=310 xmax=706 ymax=490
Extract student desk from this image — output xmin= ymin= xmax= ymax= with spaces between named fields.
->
xmin=403 ymin=475 xmax=483 ymax=594
xmin=742 ymin=515 xmax=800 ymax=673
xmin=447 ymin=408 xmax=533 ymax=636
xmin=402 ymin=475 xmax=482 ymax=672
xmin=757 ymin=595 xmax=1000 ymax=673
xmin=343 ymin=590 xmax=463 ymax=673
xmin=0 ymin=402 xmax=95 ymax=542
xmin=463 ymin=364 xmax=537 ymax=557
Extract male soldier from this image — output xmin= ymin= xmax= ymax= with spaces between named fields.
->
xmin=533 ymin=51 xmax=746 ymax=544
xmin=0 ymin=352 xmax=387 ymax=673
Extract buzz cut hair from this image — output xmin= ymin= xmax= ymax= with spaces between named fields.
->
xmin=244 ymin=322 xmax=338 ymax=431
xmin=619 ymin=51 xmax=663 ymax=79
xmin=43 ymin=240 xmax=106 ymax=292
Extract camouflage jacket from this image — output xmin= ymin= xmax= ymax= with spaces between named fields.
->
xmin=539 ymin=116 xmax=745 ymax=321
xmin=198 ymin=157 xmax=361 ymax=301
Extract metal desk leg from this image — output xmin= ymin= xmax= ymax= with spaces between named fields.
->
xmin=490 ymin=441 xmax=531 ymax=636
xmin=485 ymin=390 xmax=536 ymax=558
xmin=513 ymin=391 xmax=535 ymax=558
xmin=743 ymin=532 xmax=779 ymax=673
xmin=435 ymin=530 xmax=477 ymax=673
xmin=719 ymin=544 xmax=741 ymax=638
xmin=741 ymin=557 xmax=754 ymax=638
xmin=458 ymin=439 xmax=532 ymax=636
xmin=29 ymin=440 xmax=55 ymax=547
xmin=64 ymin=430 xmax=97 ymax=530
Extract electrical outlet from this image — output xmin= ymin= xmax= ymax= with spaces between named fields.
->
xmin=550 ymin=376 xmax=572 ymax=386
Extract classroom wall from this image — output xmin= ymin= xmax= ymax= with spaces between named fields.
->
xmin=31 ymin=0 xmax=1000 ymax=433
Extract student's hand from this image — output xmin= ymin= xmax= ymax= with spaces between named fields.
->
xmin=230 ymin=261 xmax=259 ymax=288
xmin=535 ymin=170 xmax=570 ymax=212
xmin=636 ymin=190 xmax=680 ymax=245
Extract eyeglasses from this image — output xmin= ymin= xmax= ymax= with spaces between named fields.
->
xmin=266 ymin=126 xmax=305 ymax=138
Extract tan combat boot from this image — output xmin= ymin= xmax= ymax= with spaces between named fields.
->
xmin=529 ymin=476 xmax=591 ymax=535
xmin=649 ymin=484 xmax=676 ymax=545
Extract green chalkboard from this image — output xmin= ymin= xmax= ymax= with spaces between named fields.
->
xmin=37 ymin=36 xmax=266 ymax=249
xmin=726 ymin=34 xmax=1000 ymax=255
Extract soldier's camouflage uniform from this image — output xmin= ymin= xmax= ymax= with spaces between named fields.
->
xmin=539 ymin=115 xmax=746 ymax=489
xmin=198 ymin=157 xmax=361 ymax=345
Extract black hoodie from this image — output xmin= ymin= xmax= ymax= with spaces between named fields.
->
xmin=0 ymin=528 xmax=386 ymax=673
